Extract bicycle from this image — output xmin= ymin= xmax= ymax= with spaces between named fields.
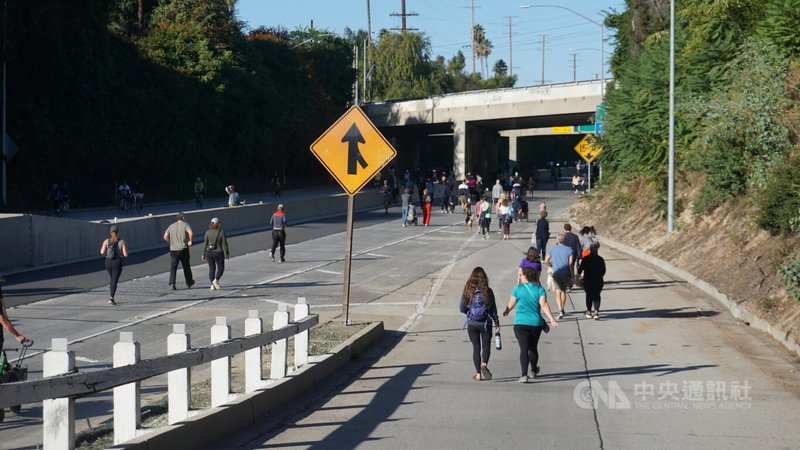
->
xmin=131 ymin=192 xmax=144 ymax=214
xmin=0 ymin=338 xmax=33 ymax=422
xmin=195 ymin=190 xmax=204 ymax=208
xmin=118 ymin=195 xmax=131 ymax=214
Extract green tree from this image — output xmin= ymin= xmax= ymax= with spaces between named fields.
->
xmin=493 ymin=59 xmax=508 ymax=77
xmin=369 ymin=30 xmax=446 ymax=100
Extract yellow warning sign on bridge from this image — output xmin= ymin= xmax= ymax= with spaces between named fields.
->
xmin=310 ymin=106 xmax=397 ymax=196
xmin=574 ymin=135 xmax=603 ymax=163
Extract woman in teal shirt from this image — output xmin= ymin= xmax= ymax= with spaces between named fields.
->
xmin=503 ymin=266 xmax=559 ymax=383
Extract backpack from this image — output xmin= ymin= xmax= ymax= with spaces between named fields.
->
xmin=106 ymin=240 xmax=120 ymax=260
xmin=466 ymin=289 xmax=489 ymax=322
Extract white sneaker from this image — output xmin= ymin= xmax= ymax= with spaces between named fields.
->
xmin=558 ymin=311 xmax=565 ymax=320
xmin=212 ymin=279 xmax=220 ymax=290
xmin=518 ymin=376 xmax=529 ymax=383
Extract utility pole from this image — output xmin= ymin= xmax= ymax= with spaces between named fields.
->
xmin=470 ymin=0 xmax=476 ymax=75
xmin=506 ymin=16 xmax=515 ymax=76
xmin=366 ymin=0 xmax=372 ymax=46
xmin=390 ymin=0 xmax=418 ymax=33
xmin=540 ymin=34 xmax=546 ymax=86
xmin=571 ymin=50 xmax=577 ymax=82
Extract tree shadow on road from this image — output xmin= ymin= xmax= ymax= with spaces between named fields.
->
xmin=535 ymin=363 xmax=718 ymax=383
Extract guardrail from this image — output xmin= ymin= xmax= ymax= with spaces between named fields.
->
xmin=0 ymin=298 xmax=317 ymax=449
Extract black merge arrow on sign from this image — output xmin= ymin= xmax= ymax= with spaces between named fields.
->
xmin=342 ymin=123 xmax=368 ymax=175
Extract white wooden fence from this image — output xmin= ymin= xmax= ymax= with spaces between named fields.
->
xmin=0 ymin=297 xmax=317 ymax=449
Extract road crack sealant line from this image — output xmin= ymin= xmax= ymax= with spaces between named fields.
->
xmin=568 ymin=291 xmax=605 ymax=450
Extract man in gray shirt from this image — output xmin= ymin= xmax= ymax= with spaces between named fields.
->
xmin=163 ymin=212 xmax=195 ymax=290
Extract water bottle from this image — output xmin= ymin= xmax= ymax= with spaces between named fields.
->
xmin=494 ymin=332 xmax=502 ymax=350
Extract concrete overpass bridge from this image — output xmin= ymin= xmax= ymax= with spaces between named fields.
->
xmin=364 ymin=79 xmax=604 ymax=179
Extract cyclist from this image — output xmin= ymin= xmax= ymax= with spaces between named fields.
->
xmin=194 ymin=177 xmax=205 ymax=208
xmin=131 ymin=179 xmax=144 ymax=212
xmin=47 ymin=183 xmax=62 ymax=216
xmin=118 ymin=181 xmax=132 ymax=212
xmin=0 ymin=279 xmax=28 ymax=347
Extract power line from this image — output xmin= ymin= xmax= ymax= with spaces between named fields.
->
xmin=390 ymin=0 xmax=418 ymax=33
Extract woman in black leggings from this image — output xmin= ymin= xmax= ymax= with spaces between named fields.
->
xmin=503 ymin=266 xmax=559 ymax=383
xmin=100 ymin=225 xmax=128 ymax=305
xmin=459 ymin=267 xmax=500 ymax=381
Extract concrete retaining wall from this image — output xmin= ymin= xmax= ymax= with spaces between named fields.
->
xmin=0 ymin=191 xmax=382 ymax=272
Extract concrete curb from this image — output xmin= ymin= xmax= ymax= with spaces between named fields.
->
xmin=120 ymin=321 xmax=385 ymax=450
xmin=598 ymin=235 xmax=800 ymax=358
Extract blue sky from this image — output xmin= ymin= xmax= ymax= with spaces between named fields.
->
xmin=236 ymin=0 xmax=626 ymax=88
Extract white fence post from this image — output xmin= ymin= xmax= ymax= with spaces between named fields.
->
xmin=167 ymin=324 xmax=191 ymax=425
xmin=113 ymin=332 xmax=141 ymax=445
xmin=210 ymin=317 xmax=231 ymax=407
xmin=294 ymin=297 xmax=310 ymax=369
xmin=270 ymin=304 xmax=290 ymax=379
xmin=244 ymin=310 xmax=263 ymax=392
xmin=42 ymin=338 xmax=75 ymax=450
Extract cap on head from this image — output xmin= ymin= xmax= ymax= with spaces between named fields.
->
xmin=210 ymin=217 xmax=219 ymax=224
xmin=110 ymin=225 xmax=119 ymax=233
xmin=277 ymin=204 xmax=284 ymax=210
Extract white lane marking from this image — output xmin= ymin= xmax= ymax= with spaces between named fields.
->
xmin=366 ymin=253 xmax=390 ymax=258
xmin=313 ymin=302 xmax=421 ymax=308
xmin=317 ymin=269 xmax=342 ymax=275
xmin=438 ymin=230 xmax=465 ymax=235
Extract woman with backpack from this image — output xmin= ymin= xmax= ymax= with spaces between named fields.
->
xmin=503 ymin=266 xmax=559 ymax=383
xmin=100 ymin=225 xmax=128 ymax=305
xmin=459 ymin=267 xmax=500 ymax=381
xmin=202 ymin=217 xmax=230 ymax=290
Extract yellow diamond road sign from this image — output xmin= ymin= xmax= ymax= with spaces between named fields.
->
xmin=574 ymin=134 xmax=603 ymax=163
xmin=310 ymin=106 xmax=397 ymax=196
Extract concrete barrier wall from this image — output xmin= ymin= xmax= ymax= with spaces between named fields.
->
xmin=1 ymin=191 xmax=382 ymax=272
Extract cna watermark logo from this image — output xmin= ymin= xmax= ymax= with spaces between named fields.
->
xmin=573 ymin=380 xmax=753 ymax=410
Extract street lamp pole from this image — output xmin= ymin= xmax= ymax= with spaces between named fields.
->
xmin=667 ymin=0 xmax=676 ymax=233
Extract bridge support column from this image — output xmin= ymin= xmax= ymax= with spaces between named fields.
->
xmin=452 ymin=121 xmax=466 ymax=180
xmin=113 ymin=332 xmax=141 ymax=445
xmin=270 ymin=304 xmax=290 ymax=379
xmin=509 ymin=136 xmax=518 ymax=172
xmin=168 ymin=324 xmax=191 ymax=425
xmin=210 ymin=317 xmax=231 ymax=407
xmin=43 ymin=338 xmax=75 ymax=450
xmin=294 ymin=297 xmax=310 ymax=369
xmin=245 ymin=310 xmax=264 ymax=392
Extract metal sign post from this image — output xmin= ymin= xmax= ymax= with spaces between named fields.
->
xmin=342 ymin=195 xmax=354 ymax=324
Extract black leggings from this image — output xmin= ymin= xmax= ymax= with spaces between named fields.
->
xmin=584 ymin=281 xmax=604 ymax=312
xmin=271 ymin=230 xmax=286 ymax=259
xmin=467 ymin=324 xmax=492 ymax=373
xmin=513 ymin=324 xmax=543 ymax=377
xmin=206 ymin=251 xmax=225 ymax=282
xmin=105 ymin=258 xmax=123 ymax=298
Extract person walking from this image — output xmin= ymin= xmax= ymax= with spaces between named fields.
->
xmin=422 ymin=188 xmax=432 ymax=226
xmin=544 ymin=232 xmax=574 ymax=320
xmin=225 ymin=185 xmax=240 ymax=207
xmin=401 ymin=188 xmax=412 ymax=227
xmin=498 ymin=198 xmax=512 ymax=240
xmin=578 ymin=244 xmax=606 ymax=320
xmin=579 ymin=226 xmax=599 ymax=259
xmin=202 ymin=218 xmax=230 ymax=290
xmin=100 ymin=225 xmax=129 ymax=305
xmin=503 ymin=266 xmax=558 ymax=383
xmin=518 ymin=247 xmax=542 ymax=281
xmin=459 ymin=267 xmax=500 ymax=381
xmin=563 ymin=224 xmax=582 ymax=287
xmin=491 ymin=179 xmax=503 ymax=213
xmin=270 ymin=204 xmax=288 ymax=262
xmin=380 ymin=179 xmax=392 ymax=214
xmin=163 ymin=212 xmax=195 ymax=290
xmin=477 ymin=197 xmax=491 ymax=238
xmin=534 ymin=211 xmax=550 ymax=258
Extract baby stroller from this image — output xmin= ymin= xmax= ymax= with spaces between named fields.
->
xmin=0 ymin=338 xmax=33 ymax=422
xmin=517 ymin=199 xmax=529 ymax=221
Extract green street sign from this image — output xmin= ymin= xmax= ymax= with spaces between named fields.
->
xmin=577 ymin=125 xmax=595 ymax=133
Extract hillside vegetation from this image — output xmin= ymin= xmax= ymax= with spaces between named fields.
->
xmin=578 ymin=0 xmax=800 ymax=345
